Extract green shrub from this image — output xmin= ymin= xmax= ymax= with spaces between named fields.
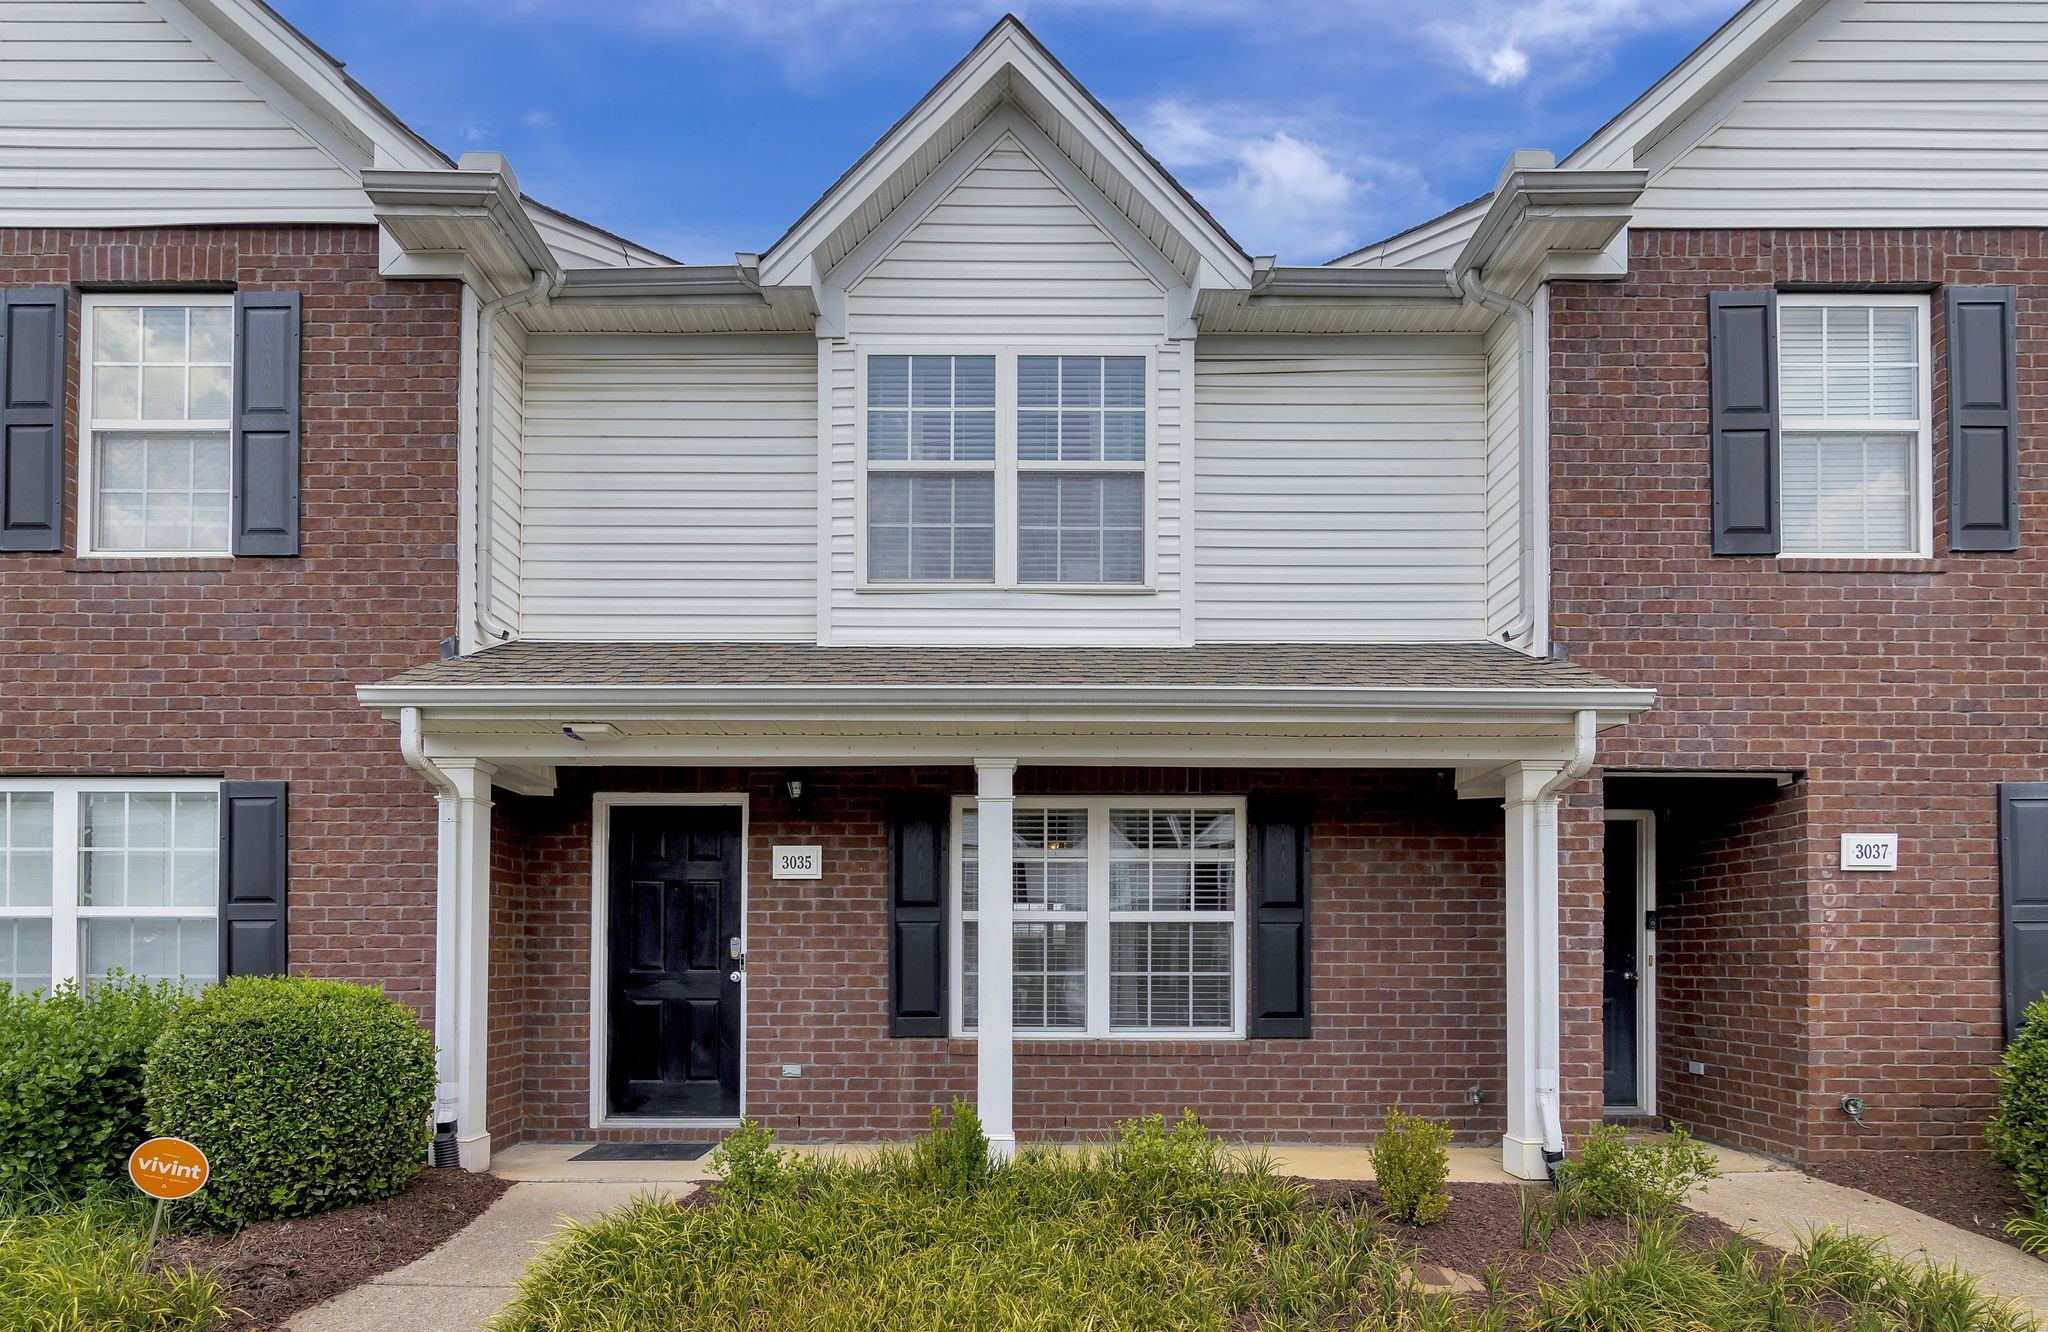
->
xmin=1557 ymin=1122 xmax=1719 ymax=1220
xmin=1991 ymin=996 xmax=2048 ymax=1203
xmin=709 ymin=1117 xmax=794 ymax=1205
xmin=144 ymin=975 xmax=436 ymax=1227
xmin=904 ymin=1098 xmax=990 ymax=1194
xmin=0 ymin=976 xmax=190 ymax=1201
xmin=0 ymin=1194 xmax=225 ymax=1332
xmin=1371 ymin=1105 xmax=1452 ymax=1225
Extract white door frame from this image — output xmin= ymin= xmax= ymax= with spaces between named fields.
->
xmin=1603 ymin=809 xmax=1657 ymax=1118
xmin=588 ymin=791 xmax=750 ymax=1130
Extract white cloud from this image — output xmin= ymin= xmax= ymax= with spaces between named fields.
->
xmin=1418 ymin=0 xmax=1733 ymax=88
xmin=1136 ymin=99 xmax=1415 ymax=261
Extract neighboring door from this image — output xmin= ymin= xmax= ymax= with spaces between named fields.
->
xmin=1602 ymin=814 xmax=1649 ymax=1111
xmin=607 ymin=804 xmax=743 ymax=1118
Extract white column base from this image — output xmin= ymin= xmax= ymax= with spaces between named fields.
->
xmin=986 ymin=1133 xmax=1017 ymax=1161
xmin=1502 ymin=1133 xmax=1549 ymax=1181
xmin=456 ymin=1130 xmax=492 ymax=1173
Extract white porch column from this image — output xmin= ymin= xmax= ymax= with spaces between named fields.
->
xmin=439 ymin=758 xmax=497 ymax=1171
xmin=975 ymin=759 xmax=1017 ymax=1159
xmin=1503 ymin=761 xmax=1565 ymax=1182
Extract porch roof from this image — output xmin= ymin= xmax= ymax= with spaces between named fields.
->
xmin=370 ymin=639 xmax=1636 ymax=695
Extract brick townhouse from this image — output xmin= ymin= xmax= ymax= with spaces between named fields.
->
xmin=0 ymin=0 xmax=2039 ymax=1177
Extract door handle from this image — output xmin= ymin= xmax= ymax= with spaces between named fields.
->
xmin=728 ymin=970 xmax=744 ymax=984
xmin=1623 ymin=970 xmax=1638 ymax=982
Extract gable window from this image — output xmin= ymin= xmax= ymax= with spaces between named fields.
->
xmin=862 ymin=349 xmax=1150 ymax=588
xmin=953 ymin=798 xmax=1243 ymax=1038
xmin=1776 ymin=294 xmax=1931 ymax=557
xmin=0 ymin=780 xmax=221 ymax=994
xmin=80 ymin=294 xmax=234 ymax=556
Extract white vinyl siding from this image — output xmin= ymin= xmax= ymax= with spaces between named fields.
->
xmin=844 ymin=136 xmax=1166 ymax=341
xmin=0 ymin=0 xmax=372 ymax=226
xmin=1483 ymin=318 xmax=1523 ymax=638
xmin=518 ymin=341 xmax=819 ymax=640
xmin=1635 ymin=0 xmax=2048 ymax=227
xmin=1192 ymin=340 xmax=1491 ymax=642
xmin=487 ymin=318 xmax=525 ymax=630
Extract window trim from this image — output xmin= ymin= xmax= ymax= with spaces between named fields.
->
xmin=947 ymin=794 xmax=1247 ymax=1041
xmin=1774 ymin=292 xmax=1934 ymax=560
xmin=0 ymin=776 xmax=222 ymax=991
xmin=855 ymin=344 xmax=1158 ymax=593
xmin=76 ymin=291 xmax=236 ymax=559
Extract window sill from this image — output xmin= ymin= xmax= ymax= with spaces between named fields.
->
xmin=946 ymin=1036 xmax=1246 ymax=1055
xmin=856 ymin=583 xmax=1157 ymax=595
xmin=1775 ymin=556 xmax=1948 ymax=575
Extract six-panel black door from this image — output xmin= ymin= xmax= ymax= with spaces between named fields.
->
xmin=607 ymin=805 xmax=742 ymax=1118
xmin=1602 ymin=817 xmax=1642 ymax=1109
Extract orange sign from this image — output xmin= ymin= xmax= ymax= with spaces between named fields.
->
xmin=128 ymin=1137 xmax=209 ymax=1200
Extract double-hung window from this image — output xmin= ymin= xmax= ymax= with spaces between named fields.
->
xmin=0 ymin=780 xmax=221 ymax=994
xmin=863 ymin=350 xmax=1149 ymax=587
xmin=953 ymin=798 xmax=1244 ymax=1038
xmin=80 ymin=294 xmax=235 ymax=556
xmin=1776 ymin=294 xmax=1932 ymax=557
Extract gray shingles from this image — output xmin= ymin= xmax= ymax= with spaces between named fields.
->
xmin=374 ymin=641 xmax=1634 ymax=692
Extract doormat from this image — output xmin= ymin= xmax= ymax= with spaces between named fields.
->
xmin=567 ymin=1143 xmax=713 ymax=1162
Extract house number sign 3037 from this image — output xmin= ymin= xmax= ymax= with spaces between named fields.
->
xmin=1839 ymin=833 xmax=1898 ymax=872
xmin=772 ymin=845 xmax=823 ymax=879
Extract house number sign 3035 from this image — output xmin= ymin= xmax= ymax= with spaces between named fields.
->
xmin=1839 ymin=833 xmax=1898 ymax=872
xmin=772 ymin=845 xmax=823 ymax=880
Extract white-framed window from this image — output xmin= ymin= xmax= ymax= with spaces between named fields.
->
xmin=951 ymin=797 xmax=1244 ymax=1039
xmin=860 ymin=348 xmax=1153 ymax=589
xmin=1777 ymin=293 xmax=1932 ymax=557
xmin=0 ymin=779 xmax=221 ymax=994
xmin=79 ymin=293 xmax=235 ymax=556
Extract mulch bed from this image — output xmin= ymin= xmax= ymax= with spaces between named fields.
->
xmin=1806 ymin=1151 xmax=2032 ymax=1251
xmin=153 ymin=1168 xmax=511 ymax=1331
xmin=1300 ymin=1180 xmax=1748 ymax=1300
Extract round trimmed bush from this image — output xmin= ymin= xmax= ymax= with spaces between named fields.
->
xmin=1992 ymin=996 xmax=2048 ymax=1204
xmin=145 ymin=976 xmax=436 ymax=1226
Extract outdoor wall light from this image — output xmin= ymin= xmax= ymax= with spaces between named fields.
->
xmin=562 ymin=722 xmax=619 ymax=741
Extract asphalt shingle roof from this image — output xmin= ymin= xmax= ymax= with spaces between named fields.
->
xmin=374 ymin=640 xmax=1636 ymax=692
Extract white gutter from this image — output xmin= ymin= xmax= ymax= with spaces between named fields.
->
xmin=1457 ymin=269 xmax=1543 ymax=653
xmin=1537 ymin=707 xmax=1597 ymax=1173
xmin=472 ymin=267 xmax=559 ymax=644
xmin=400 ymin=707 xmax=462 ymax=1128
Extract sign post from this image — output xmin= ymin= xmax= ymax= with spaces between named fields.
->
xmin=128 ymin=1137 xmax=209 ymax=1269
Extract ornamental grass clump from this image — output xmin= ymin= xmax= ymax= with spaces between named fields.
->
xmin=0 ymin=1193 xmax=225 ymax=1332
xmin=144 ymin=975 xmax=436 ymax=1227
xmin=1371 ymin=1104 xmax=1452 ymax=1225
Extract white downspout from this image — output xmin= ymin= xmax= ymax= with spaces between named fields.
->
xmin=473 ymin=269 xmax=557 ymax=646
xmin=1458 ymin=270 xmax=1545 ymax=654
xmin=400 ymin=707 xmax=461 ymax=1133
xmin=1536 ymin=708 xmax=1598 ymax=1173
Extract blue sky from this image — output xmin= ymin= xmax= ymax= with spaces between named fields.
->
xmin=275 ymin=0 xmax=1744 ymax=265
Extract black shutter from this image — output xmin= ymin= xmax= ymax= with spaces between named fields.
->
xmin=2003 ymin=784 xmax=2048 ymax=1040
xmin=1947 ymin=286 xmax=2021 ymax=553
xmin=1247 ymin=797 xmax=1310 ymax=1038
xmin=0 ymin=288 xmax=67 ymax=552
xmin=231 ymin=291 xmax=300 ymax=556
xmin=1708 ymin=290 xmax=1781 ymax=555
xmin=219 ymin=781 xmax=289 ymax=977
xmin=888 ymin=794 xmax=948 ymax=1036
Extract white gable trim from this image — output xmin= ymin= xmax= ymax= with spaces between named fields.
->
xmin=760 ymin=18 xmax=1248 ymax=293
xmin=1562 ymin=0 xmax=1828 ymax=171
xmin=827 ymin=110 xmax=1186 ymax=341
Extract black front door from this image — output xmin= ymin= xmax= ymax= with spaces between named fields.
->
xmin=607 ymin=805 xmax=743 ymax=1118
xmin=1602 ymin=817 xmax=1642 ymax=1109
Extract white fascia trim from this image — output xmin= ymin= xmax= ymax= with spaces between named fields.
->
xmin=759 ymin=26 xmax=1248 ymax=292
xmin=365 ymin=169 xmax=563 ymax=288
xmin=358 ymin=682 xmax=1656 ymax=727
xmin=1562 ymin=0 xmax=1828 ymax=171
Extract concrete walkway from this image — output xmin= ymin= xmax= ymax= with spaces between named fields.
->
xmin=1690 ymin=1166 xmax=2048 ymax=1317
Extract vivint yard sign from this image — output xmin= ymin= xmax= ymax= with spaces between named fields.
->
xmin=1840 ymin=833 xmax=1899 ymax=872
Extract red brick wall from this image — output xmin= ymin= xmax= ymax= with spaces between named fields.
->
xmin=1551 ymin=229 xmax=2045 ymax=1157
xmin=487 ymin=766 xmax=1595 ymax=1145
xmin=0 ymin=225 xmax=460 ymax=1016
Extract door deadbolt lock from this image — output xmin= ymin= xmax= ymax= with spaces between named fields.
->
xmin=728 ymin=937 xmax=745 ymax=984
